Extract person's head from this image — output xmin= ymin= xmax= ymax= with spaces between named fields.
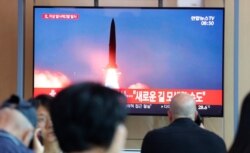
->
xmin=1 ymin=95 xmax=37 ymax=129
xmin=0 ymin=108 xmax=34 ymax=146
xmin=30 ymin=94 xmax=56 ymax=142
xmin=50 ymin=82 xmax=127 ymax=153
xmin=229 ymin=92 xmax=250 ymax=153
xmin=168 ymin=93 xmax=197 ymax=122
xmin=0 ymin=96 xmax=37 ymax=147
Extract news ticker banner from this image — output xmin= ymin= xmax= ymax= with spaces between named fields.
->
xmin=34 ymin=88 xmax=222 ymax=106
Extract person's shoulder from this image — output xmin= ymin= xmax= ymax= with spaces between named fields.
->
xmin=150 ymin=126 xmax=169 ymax=133
xmin=198 ymin=128 xmax=226 ymax=145
xmin=143 ymin=126 xmax=168 ymax=139
xmin=0 ymin=141 xmax=20 ymax=153
xmin=141 ymin=126 xmax=169 ymax=152
xmin=0 ymin=135 xmax=33 ymax=153
xmin=199 ymin=128 xmax=223 ymax=139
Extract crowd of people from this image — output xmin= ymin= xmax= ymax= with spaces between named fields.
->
xmin=0 ymin=81 xmax=249 ymax=153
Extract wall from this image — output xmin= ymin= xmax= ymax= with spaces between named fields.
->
xmin=223 ymin=0 xmax=234 ymax=147
xmin=239 ymin=0 xmax=250 ymax=112
xmin=0 ymin=0 xmax=248 ymax=151
xmin=0 ymin=0 xmax=18 ymax=102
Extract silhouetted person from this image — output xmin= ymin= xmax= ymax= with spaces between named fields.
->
xmin=229 ymin=92 xmax=250 ymax=153
xmin=141 ymin=93 xmax=226 ymax=153
xmin=50 ymin=82 xmax=127 ymax=153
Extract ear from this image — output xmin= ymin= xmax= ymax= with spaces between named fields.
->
xmin=194 ymin=111 xmax=198 ymax=121
xmin=107 ymin=124 xmax=127 ymax=153
xmin=22 ymin=129 xmax=34 ymax=147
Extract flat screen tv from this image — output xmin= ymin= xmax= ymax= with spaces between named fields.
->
xmin=33 ymin=6 xmax=224 ymax=116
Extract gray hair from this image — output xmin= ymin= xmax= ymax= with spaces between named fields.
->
xmin=169 ymin=93 xmax=196 ymax=120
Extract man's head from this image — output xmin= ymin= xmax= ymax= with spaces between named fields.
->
xmin=0 ymin=108 xmax=34 ymax=146
xmin=50 ymin=82 xmax=127 ymax=153
xmin=0 ymin=95 xmax=37 ymax=146
xmin=168 ymin=93 xmax=197 ymax=122
xmin=1 ymin=95 xmax=37 ymax=128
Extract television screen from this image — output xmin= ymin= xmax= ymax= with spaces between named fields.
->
xmin=33 ymin=7 xmax=224 ymax=116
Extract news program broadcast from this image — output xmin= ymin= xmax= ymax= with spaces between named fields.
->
xmin=33 ymin=7 xmax=224 ymax=116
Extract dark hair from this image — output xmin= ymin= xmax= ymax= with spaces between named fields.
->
xmin=29 ymin=94 xmax=53 ymax=110
xmin=50 ymin=82 xmax=127 ymax=152
xmin=2 ymin=94 xmax=20 ymax=106
xmin=229 ymin=92 xmax=250 ymax=153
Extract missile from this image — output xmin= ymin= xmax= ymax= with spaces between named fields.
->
xmin=107 ymin=18 xmax=117 ymax=68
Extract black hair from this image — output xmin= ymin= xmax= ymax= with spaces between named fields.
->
xmin=1 ymin=94 xmax=20 ymax=108
xmin=229 ymin=92 xmax=250 ymax=153
xmin=50 ymin=82 xmax=127 ymax=152
xmin=29 ymin=94 xmax=53 ymax=110
xmin=28 ymin=94 xmax=53 ymax=148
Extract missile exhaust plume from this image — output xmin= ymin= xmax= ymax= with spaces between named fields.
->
xmin=105 ymin=18 xmax=120 ymax=89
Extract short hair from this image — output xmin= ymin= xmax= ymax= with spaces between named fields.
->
xmin=29 ymin=94 xmax=53 ymax=110
xmin=170 ymin=93 xmax=196 ymax=120
xmin=50 ymin=82 xmax=127 ymax=152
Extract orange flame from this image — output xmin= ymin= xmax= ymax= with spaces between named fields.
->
xmin=34 ymin=70 xmax=71 ymax=88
